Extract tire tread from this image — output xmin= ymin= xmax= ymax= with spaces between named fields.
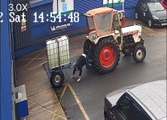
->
xmin=93 ymin=37 xmax=120 ymax=73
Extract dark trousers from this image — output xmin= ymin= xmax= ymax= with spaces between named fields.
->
xmin=73 ymin=66 xmax=83 ymax=77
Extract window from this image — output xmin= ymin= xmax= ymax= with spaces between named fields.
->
xmin=142 ymin=3 xmax=148 ymax=12
xmin=87 ymin=17 xmax=95 ymax=30
xmin=140 ymin=113 xmax=152 ymax=120
xmin=147 ymin=2 xmax=164 ymax=12
xmin=117 ymin=94 xmax=152 ymax=120
xmin=118 ymin=96 xmax=141 ymax=120
xmin=95 ymin=13 xmax=112 ymax=35
xmin=112 ymin=14 xmax=120 ymax=31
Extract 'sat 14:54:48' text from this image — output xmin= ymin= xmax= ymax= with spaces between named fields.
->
xmin=0 ymin=12 xmax=80 ymax=23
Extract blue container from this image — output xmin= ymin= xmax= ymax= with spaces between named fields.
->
xmin=15 ymin=85 xmax=29 ymax=119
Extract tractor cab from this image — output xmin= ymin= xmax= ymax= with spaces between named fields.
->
xmin=85 ymin=7 xmax=124 ymax=44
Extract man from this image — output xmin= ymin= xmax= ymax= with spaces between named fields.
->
xmin=72 ymin=54 xmax=86 ymax=82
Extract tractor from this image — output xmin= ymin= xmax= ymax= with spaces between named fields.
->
xmin=83 ymin=7 xmax=146 ymax=73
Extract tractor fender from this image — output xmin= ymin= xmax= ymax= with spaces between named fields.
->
xmin=94 ymin=34 xmax=115 ymax=44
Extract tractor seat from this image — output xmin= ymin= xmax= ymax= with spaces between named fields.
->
xmin=122 ymin=25 xmax=142 ymax=36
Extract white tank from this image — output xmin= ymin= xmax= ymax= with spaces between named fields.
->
xmin=46 ymin=35 xmax=70 ymax=69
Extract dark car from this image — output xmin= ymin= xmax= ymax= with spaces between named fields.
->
xmin=135 ymin=0 xmax=167 ymax=27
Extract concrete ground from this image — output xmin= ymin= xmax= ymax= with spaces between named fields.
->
xmin=15 ymin=49 xmax=68 ymax=120
xmin=15 ymin=33 xmax=87 ymax=120
xmin=15 ymin=19 xmax=166 ymax=120
xmin=59 ymin=20 xmax=167 ymax=120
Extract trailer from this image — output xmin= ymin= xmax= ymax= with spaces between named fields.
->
xmin=46 ymin=35 xmax=72 ymax=88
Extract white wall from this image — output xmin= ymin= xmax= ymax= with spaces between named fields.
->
xmin=53 ymin=0 xmax=74 ymax=13
xmin=103 ymin=0 xmax=125 ymax=4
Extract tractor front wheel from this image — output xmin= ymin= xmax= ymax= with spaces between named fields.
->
xmin=83 ymin=39 xmax=92 ymax=55
xmin=93 ymin=38 xmax=120 ymax=73
xmin=132 ymin=44 xmax=146 ymax=63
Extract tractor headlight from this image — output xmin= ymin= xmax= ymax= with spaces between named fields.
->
xmin=92 ymin=34 xmax=97 ymax=40
xmin=153 ymin=15 xmax=159 ymax=20
xmin=89 ymin=31 xmax=97 ymax=41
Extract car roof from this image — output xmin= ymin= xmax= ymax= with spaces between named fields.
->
xmin=127 ymin=80 xmax=166 ymax=120
xmin=85 ymin=7 xmax=115 ymax=16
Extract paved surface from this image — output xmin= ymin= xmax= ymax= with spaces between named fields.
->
xmin=15 ymin=50 xmax=67 ymax=120
xmin=15 ymin=19 xmax=166 ymax=120
xmin=59 ymin=20 xmax=167 ymax=120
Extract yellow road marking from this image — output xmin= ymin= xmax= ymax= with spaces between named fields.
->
xmin=68 ymin=84 xmax=90 ymax=120
xmin=60 ymin=85 xmax=68 ymax=101
xmin=60 ymin=84 xmax=90 ymax=120
xmin=18 ymin=49 xmax=45 ymax=73
xmin=28 ymin=99 xmax=67 ymax=120
xmin=27 ymin=61 xmax=48 ymax=71
xmin=18 ymin=58 xmax=47 ymax=61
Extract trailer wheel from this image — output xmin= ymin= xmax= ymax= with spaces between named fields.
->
xmin=83 ymin=39 xmax=92 ymax=55
xmin=132 ymin=44 xmax=146 ymax=63
xmin=50 ymin=70 xmax=64 ymax=88
xmin=122 ymin=48 xmax=131 ymax=56
xmin=93 ymin=38 xmax=120 ymax=73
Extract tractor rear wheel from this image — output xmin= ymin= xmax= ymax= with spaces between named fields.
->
xmin=93 ymin=38 xmax=120 ymax=73
xmin=83 ymin=39 xmax=92 ymax=55
xmin=83 ymin=39 xmax=95 ymax=70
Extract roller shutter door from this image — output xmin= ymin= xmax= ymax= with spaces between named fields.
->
xmin=75 ymin=0 xmax=103 ymax=14
xmin=74 ymin=0 xmax=103 ymax=29
xmin=125 ymin=0 xmax=139 ymax=18
xmin=13 ymin=0 xmax=32 ymax=50
xmin=30 ymin=3 xmax=52 ymax=41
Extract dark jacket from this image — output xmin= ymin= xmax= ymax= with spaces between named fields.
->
xmin=73 ymin=54 xmax=86 ymax=76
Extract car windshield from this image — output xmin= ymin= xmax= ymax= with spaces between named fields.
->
xmin=87 ymin=17 xmax=95 ymax=30
xmin=147 ymin=2 xmax=164 ymax=12
xmin=95 ymin=13 xmax=112 ymax=35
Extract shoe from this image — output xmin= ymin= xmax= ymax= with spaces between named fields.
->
xmin=77 ymin=77 xmax=81 ymax=82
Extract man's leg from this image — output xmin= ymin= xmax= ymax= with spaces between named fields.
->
xmin=72 ymin=67 xmax=77 ymax=78
xmin=77 ymin=67 xmax=82 ymax=82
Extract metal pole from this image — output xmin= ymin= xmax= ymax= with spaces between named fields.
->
xmin=57 ymin=0 xmax=59 ymax=13
xmin=122 ymin=0 xmax=125 ymax=11
xmin=112 ymin=0 xmax=114 ymax=8
xmin=107 ymin=0 xmax=109 ymax=7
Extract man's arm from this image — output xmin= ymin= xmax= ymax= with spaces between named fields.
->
xmin=73 ymin=67 xmax=76 ymax=75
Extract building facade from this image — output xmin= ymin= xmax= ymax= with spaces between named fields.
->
xmin=14 ymin=0 xmax=139 ymax=58
xmin=0 ymin=0 xmax=13 ymax=120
